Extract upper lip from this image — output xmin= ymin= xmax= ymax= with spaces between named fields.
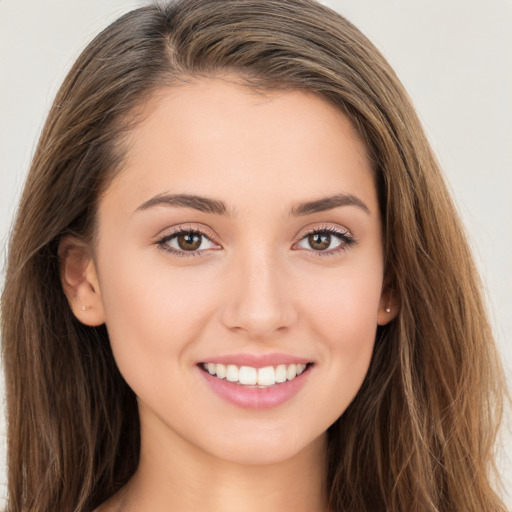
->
xmin=198 ymin=353 xmax=313 ymax=368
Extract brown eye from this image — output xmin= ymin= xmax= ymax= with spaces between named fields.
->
xmin=308 ymin=233 xmax=331 ymax=251
xmin=177 ymin=232 xmax=202 ymax=251
xmin=158 ymin=229 xmax=219 ymax=257
xmin=296 ymin=227 xmax=354 ymax=255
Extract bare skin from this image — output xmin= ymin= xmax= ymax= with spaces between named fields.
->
xmin=97 ymin=432 xmax=327 ymax=512
xmin=63 ymin=77 xmax=396 ymax=512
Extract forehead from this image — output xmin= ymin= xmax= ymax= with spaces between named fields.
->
xmin=103 ymin=78 xmax=377 ymax=217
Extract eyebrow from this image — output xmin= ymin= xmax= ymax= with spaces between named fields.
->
xmin=136 ymin=193 xmax=229 ymax=215
xmin=135 ymin=192 xmax=370 ymax=217
xmin=289 ymin=193 xmax=370 ymax=216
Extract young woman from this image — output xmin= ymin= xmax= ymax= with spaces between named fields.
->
xmin=1 ymin=1 xmax=507 ymax=511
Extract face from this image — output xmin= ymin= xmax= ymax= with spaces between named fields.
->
xmin=72 ymin=78 xmax=391 ymax=466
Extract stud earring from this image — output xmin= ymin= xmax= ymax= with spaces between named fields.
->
xmin=385 ymin=306 xmax=391 ymax=313
xmin=81 ymin=305 xmax=91 ymax=311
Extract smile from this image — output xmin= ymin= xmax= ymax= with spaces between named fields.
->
xmin=198 ymin=359 xmax=314 ymax=409
xmin=200 ymin=362 xmax=309 ymax=387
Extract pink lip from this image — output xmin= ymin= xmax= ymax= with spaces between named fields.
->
xmin=199 ymin=352 xmax=312 ymax=368
xmin=197 ymin=361 xmax=313 ymax=410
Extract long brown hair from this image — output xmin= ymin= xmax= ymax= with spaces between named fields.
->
xmin=1 ymin=1 xmax=507 ymax=510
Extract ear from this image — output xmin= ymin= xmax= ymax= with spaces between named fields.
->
xmin=377 ymin=286 xmax=399 ymax=326
xmin=59 ymin=236 xmax=106 ymax=326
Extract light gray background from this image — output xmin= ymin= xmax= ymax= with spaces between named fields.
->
xmin=1 ymin=0 xmax=510 ymax=508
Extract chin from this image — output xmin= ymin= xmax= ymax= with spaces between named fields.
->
xmin=199 ymin=426 xmax=327 ymax=467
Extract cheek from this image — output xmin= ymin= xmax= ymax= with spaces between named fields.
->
xmin=300 ymin=260 xmax=383 ymax=343
xmin=297 ymin=260 xmax=382 ymax=405
xmin=95 ymin=248 xmax=220 ymax=376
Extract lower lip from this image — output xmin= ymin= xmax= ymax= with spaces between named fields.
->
xmin=198 ymin=365 xmax=312 ymax=409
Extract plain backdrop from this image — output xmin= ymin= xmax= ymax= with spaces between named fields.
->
xmin=1 ymin=0 xmax=511 ymax=508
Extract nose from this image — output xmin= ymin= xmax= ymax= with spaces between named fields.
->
xmin=220 ymin=250 xmax=298 ymax=340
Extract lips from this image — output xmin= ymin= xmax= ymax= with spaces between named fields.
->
xmin=197 ymin=353 xmax=314 ymax=409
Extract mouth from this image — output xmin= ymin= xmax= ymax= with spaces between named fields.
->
xmin=198 ymin=362 xmax=313 ymax=388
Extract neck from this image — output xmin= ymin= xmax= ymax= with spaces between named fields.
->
xmin=114 ymin=406 xmax=329 ymax=512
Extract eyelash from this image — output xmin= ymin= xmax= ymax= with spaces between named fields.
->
xmin=155 ymin=225 xmax=355 ymax=258
xmin=296 ymin=226 xmax=356 ymax=257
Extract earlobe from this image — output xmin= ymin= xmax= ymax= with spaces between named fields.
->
xmin=377 ymin=288 xmax=399 ymax=326
xmin=59 ymin=236 xmax=106 ymax=326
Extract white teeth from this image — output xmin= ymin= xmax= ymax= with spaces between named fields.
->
xmin=286 ymin=364 xmax=297 ymax=380
xmin=226 ymin=364 xmax=239 ymax=382
xmin=275 ymin=364 xmax=287 ymax=383
xmin=203 ymin=362 xmax=309 ymax=386
xmin=216 ymin=363 xmax=226 ymax=379
xmin=239 ymin=366 xmax=257 ymax=385
xmin=257 ymin=366 xmax=276 ymax=386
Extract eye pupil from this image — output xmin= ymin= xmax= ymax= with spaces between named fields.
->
xmin=309 ymin=233 xmax=330 ymax=250
xmin=177 ymin=232 xmax=202 ymax=250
